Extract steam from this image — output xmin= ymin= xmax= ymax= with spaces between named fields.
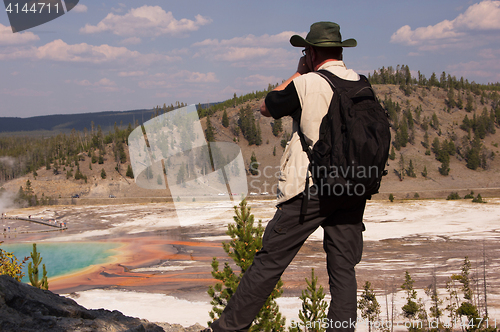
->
xmin=0 ymin=156 xmax=16 ymax=167
xmin=0 ymin=190 xmax=15 ymax=215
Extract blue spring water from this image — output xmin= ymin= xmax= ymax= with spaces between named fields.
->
xmin=1 ymin=242 xmax=121 ymax=283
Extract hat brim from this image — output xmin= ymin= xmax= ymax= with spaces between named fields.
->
xmin=290 ymin=35 xmax=357 ymax=48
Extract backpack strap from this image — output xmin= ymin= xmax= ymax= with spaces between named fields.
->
xmin=296 ymin=71 xmax=342 ymax=220
xmin=297 ymin=128 xmax=312 ymax=220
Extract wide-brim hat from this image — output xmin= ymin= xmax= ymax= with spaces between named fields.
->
xmin=290 ymin=21 xmax=357 ymax=48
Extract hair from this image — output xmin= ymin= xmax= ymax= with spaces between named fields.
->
xmin=313 ymin=46 xmax=343 ymax=61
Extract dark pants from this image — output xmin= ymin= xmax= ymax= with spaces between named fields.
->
xmin=211 ymin=193 xmax=366 ymax=332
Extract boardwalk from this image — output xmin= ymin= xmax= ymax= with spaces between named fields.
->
xmin=1 ymin=215 xmax=67 ymax=230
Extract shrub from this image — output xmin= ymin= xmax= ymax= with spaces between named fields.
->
xmin=447 ymin=192 xmax=461 ymax=200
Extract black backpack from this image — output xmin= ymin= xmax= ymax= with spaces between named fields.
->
xmin=298 ymin=70 xmax=391 ymax=209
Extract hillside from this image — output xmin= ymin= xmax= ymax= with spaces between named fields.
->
xmin=2 ymin=81 xmax=500 ymax=204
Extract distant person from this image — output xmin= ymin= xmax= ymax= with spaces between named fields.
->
xmin=210 ymin=22 xmax=367 ymax=332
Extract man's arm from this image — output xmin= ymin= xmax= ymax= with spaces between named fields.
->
xmin=260 ymin=56 xmax=310 ymax=117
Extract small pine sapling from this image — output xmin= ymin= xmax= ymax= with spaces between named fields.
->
xmin=28 ymin=243 xmax=48 ymax=290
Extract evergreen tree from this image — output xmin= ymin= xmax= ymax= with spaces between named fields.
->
xmin=28 ymin=243 xmax=48 ymax=290
xmin=431 ymin=112 xmax=440 ymax=130
xmin=438 ymin=154 xmax=450 ymax=176
xmin=446 ymin=88 xmax=456 ymax=108
xmin=466 ymin=136 xmax=482 ymax=170
xmin=422 ymin=131 xmax=430 ymax=149
xmin=100 ymin=168 xmax=107 ymax=179
xmin=466 ymin=94 xmax=474 ymax=113
xmin=422 ymin=166 xmax=428 ymax=178
xmin=207 ymin=200 xmax=286 ymax=331
xmin=222 ymin=109 xmax=230 ymax=128
xmin=255 ymin=121 xmax=262 ymax=146
xmin=249 ymin=152 xmax=259 ymax=176
xmin=272 ymin=119 xmax=283 ymax=136
xmin=407 ymin=159 xmax=417 ymax=178
xmin=126 ymin=164 xmax=134 ymax=178
xmin=389 ymin=146 xmax=396 ymax=160
xmin=176 ymin=162 xmax=186 ymax=186
xmin=451 ymin=257 xmax=482 ymax=330
xmin=472 ymin=194 xmax=486 ymax=203
xmin=206 ymin=115 xmax=216 ymax=142
xmin=401 ymin=271 xmax=420 ymax=331
xmin=396 ymin=120 xmax=409 ymax=148
xmin=290 ymin=268 xmax=328 ymax=332
xmin=358 ymin=281 xmax=381 ymax=332
xmin=425 ymin=272 xmax=443 ymax=326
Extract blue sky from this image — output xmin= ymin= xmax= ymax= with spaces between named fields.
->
xmin=1 ymin=0 xmax=500 ymax=118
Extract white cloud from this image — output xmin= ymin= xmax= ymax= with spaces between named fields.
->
xmin=96 ymin=78 xmax=116 ymax=86
xmin=118 ymin=71 xmax=146 ymax=77
xmin=112 ymin=3 xmax=127 ymax=13
xmin=72 ymin=78 xmax=131 ymax=93
xmin=80 ymin=6 xmax=212 ymax=37
xmin=191 ymin=31 xmax=299 ymax=68
xmin=72 ymin=4 xmax=88 ymax=13
xmin=391 ymin=0 xmax=500 ymax=50
xmin=0 ymin=23 xmax=39 ymax=45
xmin=0 ymin=39 xmax=178 ymax=64
xmin=75 ymin=79 xmax=92 ymax=86
xmin=240 ymin=74 xmax=280 ymax=87
xmin=192 ymin=31 xmax=296 ymax=47
xmin=447 ymin=48 xmax=500 ymax=81
xmin=120 ymin=37 xmax=142 ymax=45
xmin=139 ymin=70 xmax=218 ymax=89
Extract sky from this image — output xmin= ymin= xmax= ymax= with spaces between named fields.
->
xmin=1 ymin=0 xmax=500 ymax=118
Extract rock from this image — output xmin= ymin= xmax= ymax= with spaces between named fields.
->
xmin=0 ymin=275 xmax=176 ymax=331
xmin=153 ymin=322 xmax=206 ymax=332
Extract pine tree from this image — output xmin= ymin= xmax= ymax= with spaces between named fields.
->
xmin=222 ymin=109 xmax=230 ymax=128
xmin=249 ymin=152 xmax=259 ymax=176
xmin=407 ymin=159 xmax=417 ymax=178
xmin=358 ymin=281 xmax=381 ymax=332
xmin=422 ymin=166 xmax=428 ymax=178
xmin=401 ymin=271 xmax=419 ymax=321
xmin=28 ymin=243 xmax=48 ymax=290
xmin=126 ymin=164 xmax=134 ymax=178
xmin=452 ymin=257 xmax=481 ymax=330
xmin=255 ymin=121 xmax=262 ymax=146
xmin=100 ymin=168 xmax=107 ymax=179
xmin=207 ymin=200 xmax=286 ymax=331
xmin=206 ymin=115 xmax=216 ymax=142
xmin=272 ymin=119 xmax=283 ymax=136
xmin=425 ymin=271 xmax=443 ymax=326
xmin=389 ymin=146 xmax=396 ymax=160
xmin=290 ymin=268 xmax=328 ymax=332
xmin=438 ymin=154 xmax=450 ymax=176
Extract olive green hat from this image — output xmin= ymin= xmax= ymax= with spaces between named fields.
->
xmin=290 ymin=21 xmax=357 ymax=48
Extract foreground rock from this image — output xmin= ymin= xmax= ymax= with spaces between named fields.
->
xmin=0 ymin=275 xmax=205 ymax=332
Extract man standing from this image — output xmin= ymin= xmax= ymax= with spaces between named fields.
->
xmin=210 ymin=22 xmax=367 ymax=332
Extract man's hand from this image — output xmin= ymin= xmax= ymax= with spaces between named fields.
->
xmin=297 ymin=56 xmax=311 ymax=75
xmin=261 ymin=56 xmax=309 ymax=117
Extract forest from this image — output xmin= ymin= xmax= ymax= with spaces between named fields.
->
xmin=1 ymin=65 xmax=500 ymax=191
